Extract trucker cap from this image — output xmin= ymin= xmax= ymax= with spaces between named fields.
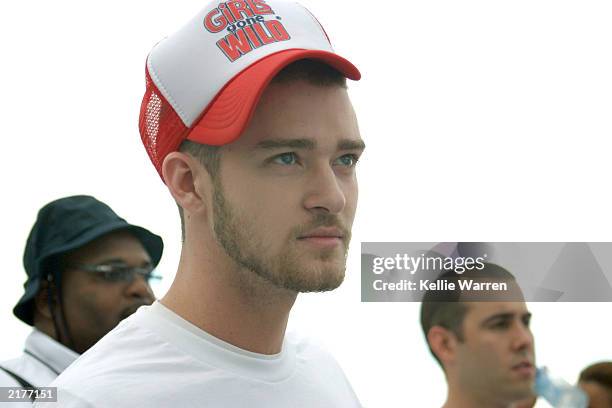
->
xmin=139 ymin=0 xmax=360 ymax=179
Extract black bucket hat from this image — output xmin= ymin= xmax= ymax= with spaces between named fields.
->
xmin=14 ymin=195 xmax=164 ymax=325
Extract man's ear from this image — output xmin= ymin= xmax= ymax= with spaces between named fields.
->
xmin=428 ymin=326 xmax=459 ymax=367
xmin=162 ymin=152 xmax=207 ymax=216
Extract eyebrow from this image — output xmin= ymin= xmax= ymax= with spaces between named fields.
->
xmin=255 ymin=138 xmax=315 ymax=150
xmin=338 ymin=139 xmax=366 ymax=151
xmin=254 ymin=138 xmax=366 ymax=151
xmin=481 ymin=311 xmax=531 ymax=327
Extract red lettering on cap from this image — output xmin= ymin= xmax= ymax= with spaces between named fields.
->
xmin=227 ymin=1 xmax=255 ymax=20
xmin=219 ymin=3 xmax=237 ymax=23
xmin=212 ymin=1 xmax=290 ymax=63
xmin=204 ymin=8 xmax=228 ymax=33
xmin=253 ymin=23 xmax=275 ymax=45
xmin=243 ymin=25 xmax=263 ymax=48
xmin=246 ymin=0 xmax=274 ymax=15
xmin=265 ymin=20 xmax=290 ymax=42
xmin=217 ymin=30 xmax=253 ymax=62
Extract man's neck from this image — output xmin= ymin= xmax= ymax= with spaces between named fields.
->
xmin=443 ymin=386 xmax=513 ymax=408
xmin=161 ymin=242 xmax=297 ymax=355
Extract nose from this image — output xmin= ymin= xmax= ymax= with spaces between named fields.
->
xmin=302 ymin=164 xmax=346 ymax=214
xmin=511 ymin=322 xmax=534 ymax=353
xmin=125 ymin=274 xmax=155 ymax=304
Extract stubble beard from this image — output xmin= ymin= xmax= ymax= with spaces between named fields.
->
xmin=211 ymin=179 xmax=350 ymax=293
xmin=466 ymin=362 xmax=535 ymax=405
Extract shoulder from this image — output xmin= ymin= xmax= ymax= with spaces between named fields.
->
xmin=285 ymin=332 xmax=362 ymax=406
xmin=49 ymin=313 xmax=207 ymax=407
xmin=286 ymin=331 xmax=355 ymax=382
xmin=287 ymin=331 xmax=342 ymax=366
xmin=54 ymin=316 xmax=165 ymax=381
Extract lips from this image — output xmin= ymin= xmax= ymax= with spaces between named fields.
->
xmin=512 ymin=361 xmax=535 ymax=377
xmin=298 ymin=227 xmax=344 ymax=239
xmin=297 ymin=227 xmax=345 ymax=249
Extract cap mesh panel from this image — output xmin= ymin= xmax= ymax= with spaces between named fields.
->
xmin=138 ymin=68 xmax=188 ymax=179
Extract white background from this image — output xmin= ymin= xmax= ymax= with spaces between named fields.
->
xmin=1 ymin=1 xmax=611 ymax=407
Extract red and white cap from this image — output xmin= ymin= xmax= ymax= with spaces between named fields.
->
xmin=139 ymin=0 xmax=361 ymax=179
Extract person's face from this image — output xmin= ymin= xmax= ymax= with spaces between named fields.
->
xmin=454 ymin=301 xmax=535 ymax=404
xmin=59 ymin=230 xmax=155 ymax=353
xmin=205 ymin=79 xmax=363 ymax=293
xmin=579 ymin=381 xmax=612 ymax=408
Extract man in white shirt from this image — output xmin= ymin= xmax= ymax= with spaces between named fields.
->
xmin=420 ymin=264 xmax=537 ymax=408
xmin=41 ymin=0 xmax=364 ymax=406
xmin=1 ymin=195 xmax=163 ymax=403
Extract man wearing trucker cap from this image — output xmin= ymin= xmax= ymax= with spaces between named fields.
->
xmin=0 ymin=195 xmax=162 ymax=402
xmin=44 ymin=0 xmax=364 ymax=407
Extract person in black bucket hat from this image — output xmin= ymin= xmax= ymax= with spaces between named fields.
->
xmin=0 ymin=195 xmax=163 ymax=395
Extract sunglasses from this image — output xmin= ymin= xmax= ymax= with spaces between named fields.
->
xmin=68 ymin=263 xmax=162 ymax=283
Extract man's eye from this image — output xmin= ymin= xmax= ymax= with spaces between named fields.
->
xmin=491 ymin=320 xmax=510 ymax=329
xmin=272 ymin=152 xmax=298 ymax=165
xmin=522 ymin=316 xmax=531 ymax=328
xmin=103 ymin=269 xmax=130 ymax=281
xmin=334 ymin=154 xmax=359 ymax=167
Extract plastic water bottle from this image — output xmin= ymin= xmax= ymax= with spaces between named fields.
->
xmin=535 ymin=367 xmax=588 ymax=408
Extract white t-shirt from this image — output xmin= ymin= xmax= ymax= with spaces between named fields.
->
xmin=36 ymin=302 xmax=361 ymax=408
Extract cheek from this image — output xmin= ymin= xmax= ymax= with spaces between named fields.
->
xmin=476 ymin=338 xmax=509 ymax=370
xmin=463 ymin=336 xmax=502 ymax=364
xmin=65 ymin=284 xmax=124 ymax=323
xmin=340 ymin=176 xmax=359 ymax=219
xmin=248 ymin=200 xmax=298 ymax=248
xmin=346 ymin=180 xmax=358 ymax=206
xmin=224 ymin=172 xmax=305 ymax=220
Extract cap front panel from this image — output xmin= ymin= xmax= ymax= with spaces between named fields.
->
xmin=147 ymin=0 xmax=335 ymax=128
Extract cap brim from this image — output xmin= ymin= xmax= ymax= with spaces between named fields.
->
xmin=186 ymin=49 xmax=360 ymax=146
xmin=13 ymin=279 xmax=41 ymax=326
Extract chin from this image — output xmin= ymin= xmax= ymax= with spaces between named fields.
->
xmin=298 ymin=267 xmax=346 ymax=293
xmin=245 ymin=244 xmax=348 ymax=293
xmin=504 ymin=384 xmax=535 ymax=402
